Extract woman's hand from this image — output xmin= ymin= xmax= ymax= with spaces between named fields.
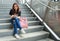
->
xmin=11 ymin=15 xmax=14 ymax=18
xmin=11 ymin=14 xmax=18 ymax=18
xmin=17 ymin=16 xmax=20 ymax=19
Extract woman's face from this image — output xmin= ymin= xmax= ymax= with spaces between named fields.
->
xmin=14 ymin=5 xmax=18 ymax=10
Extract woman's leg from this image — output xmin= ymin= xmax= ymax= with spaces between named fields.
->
xmin=10 ymin=18 xmax=18 ymax=35
xmin=10 ymin=18 xmax=20 ymax=39
xmin=14 ymin=17 xmax=26 ymax=34
xmin=13 ymin=21 xmax=18 ymax=34
xmin=14 ymin=17 xmax=22 ymax=30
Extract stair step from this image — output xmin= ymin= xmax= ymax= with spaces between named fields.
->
xmin=0 ymin=12 xmax=31 ymax=15
xmin=0 ymin=4 xmax=25 ymax=6
xmin=0 ymin=21 xmax=40 ymax=24
xmin=0 ymin=10 xmax=30 ymax=13
xmin=1 ymin=6 xmax=31 ymax=10
xmin=0 ymin=9 xmax=30 ymax=12
xmin=0 ymin=13 xmax=32 ymax=16
xmin=0 ymin=5 xmax=28 ymax=9
xmin=0 ymin=25 xmax=44 ymax=37
xmin=0 ymin=7 xmax=29 ymax=9
xmin=0 ymin=21 xmax=40 ymax=29
xmin=0 ymin=9 xmax=29 ymax=12
xmin=0 ymin=17 xmax=37 ymax=23
xmin=0 ymin=15 xmax=10 ymax=18
xmin=0 ymin=9 xmax=10 ymax=10
xmin=37 ymin=38 xmax=54 ymax=41
xmin=0 ymin=7 xmax=29 ymax=11
xmin=0 ymin=11 xmax=31 ymax=14
xmin=0 ymin=0 xmax=16 ymax=4
xmin=0 ymin=31 xmax=49 ymax=41
xmin=0 ymin=13 xmax=34 ymax=18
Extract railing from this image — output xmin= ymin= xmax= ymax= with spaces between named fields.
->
xmin=25 ymin=0 xmax=60 ymax=40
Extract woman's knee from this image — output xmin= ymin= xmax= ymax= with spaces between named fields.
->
xmin=14 ymin=17 xmax=19 ymax=22
xmin=14 ymin=17 xmax=18 ymax=20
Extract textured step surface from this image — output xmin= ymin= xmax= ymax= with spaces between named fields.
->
xmin=0 ymin=16 xmax=37 ymax=21
xmin=0 ymin=17 xmax=38 ymax=23
xmin=0 ymin=10 xmax=30 ymax=13
xmin=0 ymin=0 xmax=16 ymax=4
xmin=0 ymin=4 xmax=28 ymax=9
xmin=0 ymin=12 xmax=31 ymax=15
xmin=0 ymin=31 xmax=49 ymax=41
xmin=37 ymin=38 xmax=54 ymax=41
xmin=0 ymin=21 xmax=40 ymax=29
xmin=0 ymin=25 xmax=44 ymax=37
xmin=0 ymin=14 xmax=34 ymax=18
xmin=0 ymin=8 xmax=30 ymax=11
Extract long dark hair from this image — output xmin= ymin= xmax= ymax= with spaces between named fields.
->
xmin=12 ymin=3 xmax=20 ymax=13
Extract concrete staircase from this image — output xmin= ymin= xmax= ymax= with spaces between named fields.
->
xmin=0 ymin=0 xmax=54 ymax=41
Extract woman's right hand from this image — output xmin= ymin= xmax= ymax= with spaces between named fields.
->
xmin=11 ymin=15 xmax=15 ymax=18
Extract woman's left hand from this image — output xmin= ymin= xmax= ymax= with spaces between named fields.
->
xmin=17 ymin=16 xmax=20 ymax=19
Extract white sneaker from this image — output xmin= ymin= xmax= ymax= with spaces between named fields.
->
xmin=17 ymin=28 xmax=20 ymax=31
xmin=14 ymin=34 xmax=20 ymax=39
xmin=21 ymin=29 xmax=26 ymax=34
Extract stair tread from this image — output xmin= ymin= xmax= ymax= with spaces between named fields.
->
xmin=0 ymin=25 xmax=44 ymax=38
xmin=0 ymin=17 xmax=37 ymax=21
xmin=0 ymin=21 xmax=40 ymax=25
xmin=0 ymin=31 xmax=49 ymax=41
xmin=0 ymin=25 xmax=44 ymax=33
xmin=0 ymin=14 xmax=31 ymax=15
xmin=37 ymin=38 xmax=54 ymax=41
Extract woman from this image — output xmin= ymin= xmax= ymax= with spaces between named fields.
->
xmin=9 ymin=3 xmax=26 ymax=39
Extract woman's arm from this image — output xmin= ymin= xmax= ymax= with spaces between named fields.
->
xmin=18 ymin=11 xmax=21 ymax=16
xmin=17 ymin=11 xmax=21 ymax=18
xmin=9 ymin=9 xmax=15 ymax=18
